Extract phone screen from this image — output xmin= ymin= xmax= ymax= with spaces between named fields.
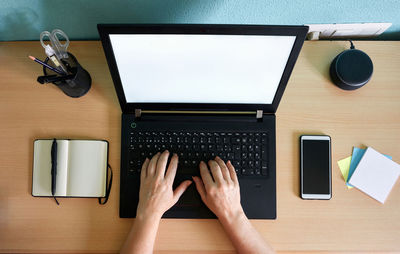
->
xmin=302 ymin=138 xmax=331 ymax=195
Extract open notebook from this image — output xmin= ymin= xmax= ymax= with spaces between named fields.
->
xmin=32 ymin=139 xmax=109 ymax=198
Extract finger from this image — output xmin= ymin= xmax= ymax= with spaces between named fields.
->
xmin=192 ymin=176 xmax=207 ymax=203
xmin=173 ymin=180 xmax=192 ymax=203
xmin=155 ymin=150 xmax=170 ymax=179
xmin=165 ymin=153 xmax=179 ymax=184
xmin=147 ymin=152 xmax=160 ymax=177
xmin=208 ymin=160 xmax=224 ymax=184
xmin=199 ymin=161 xmax=214 ymax=189
xmin=215 ymin=156 xmax=231 ymax=182
xmin=227 ymin=160 xmax=239 ymax=184
xmin=140 ymin=158 xmax=150 ymax=182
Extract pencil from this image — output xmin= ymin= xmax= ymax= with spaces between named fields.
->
xmin=29 ymin=56 xmax=66 ymax=75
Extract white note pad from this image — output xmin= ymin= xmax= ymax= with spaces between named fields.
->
xmin=348 ymin=147 xmax=400 ymax=203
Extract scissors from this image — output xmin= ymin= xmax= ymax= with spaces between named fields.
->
xmin=40 ymin=29 xmax=70 ymax=59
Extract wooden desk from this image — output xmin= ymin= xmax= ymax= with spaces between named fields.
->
xmin=0 ymin=41 xmax=399 ymax=253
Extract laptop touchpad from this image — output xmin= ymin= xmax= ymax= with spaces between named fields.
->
xmin=173 ymin=174 xmax=202 ymax=207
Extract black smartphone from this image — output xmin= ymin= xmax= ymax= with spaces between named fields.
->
xmin=300 ymin=135 xmax=332 ymax=200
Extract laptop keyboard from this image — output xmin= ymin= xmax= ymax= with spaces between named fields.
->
xmin=128 ymin=131 xmax=268 ymax=177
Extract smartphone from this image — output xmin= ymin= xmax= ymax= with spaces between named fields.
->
xmin=300 ymin=135 xmax=332 ymax=200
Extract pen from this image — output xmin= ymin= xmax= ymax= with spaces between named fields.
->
xmin=37 ymin=74 xmax=75 ymax=84
xmin=51 ymin=139 xmax=57 ymax=196
xmin=29 ymin=56 xmax=66 ymax=75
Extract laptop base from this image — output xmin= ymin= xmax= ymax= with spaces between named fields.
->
xmin=119 ymin=113 xmax=276 ymax=219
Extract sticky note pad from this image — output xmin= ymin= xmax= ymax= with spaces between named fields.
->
xmin=348 ymin=147 xmax=400 ymax=203
xmin=337 ymin=156 xmax=353 ymax=189
xmin=347 ymin=147 xmax=392 ymax=187
xmin=346 ymin=147 xmax=367 ymax=187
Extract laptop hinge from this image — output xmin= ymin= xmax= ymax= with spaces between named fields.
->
xmin=256 ymin=110 xmax=263 ymax=119
xmin=135 ymin=109 xmax=142 ymax=118
xmin=134 ymin=109 xmax=264 ymax=119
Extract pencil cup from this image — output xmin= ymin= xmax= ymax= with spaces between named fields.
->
xmin=43 ymin=52 xmax=91 ymax=98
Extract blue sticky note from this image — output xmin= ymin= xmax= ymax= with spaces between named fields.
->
xmin=346 ymin=147 xmax=392 ymax=187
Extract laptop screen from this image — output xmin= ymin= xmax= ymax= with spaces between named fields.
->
xmin=109 ymin=34 xmax=296 ymax=105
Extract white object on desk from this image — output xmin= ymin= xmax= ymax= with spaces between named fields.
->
xmin=348 ymin=147 xmax=400 ymax=203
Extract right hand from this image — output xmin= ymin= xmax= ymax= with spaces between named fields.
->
xmin=192 ymin=156 xmax=244 ymax=221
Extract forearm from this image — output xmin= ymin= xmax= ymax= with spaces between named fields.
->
xmin=120 ymin=214 xmax=161 ymax=254
xmin=219 ymin=211 xmax=274 ymax=254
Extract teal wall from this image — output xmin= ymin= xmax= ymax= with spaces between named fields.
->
xmin=1 ymin=0 xmax=399 ymax=41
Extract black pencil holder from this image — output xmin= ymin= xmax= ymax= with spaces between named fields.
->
xmin=43 ymin=52 xmax=91 ymax=98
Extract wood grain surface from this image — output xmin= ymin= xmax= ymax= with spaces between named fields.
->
xmin=0 ymin=41 xmax=399 ymax=253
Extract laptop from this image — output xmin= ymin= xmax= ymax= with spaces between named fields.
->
xmin=98 ymin=24 xmax=308 ymax=219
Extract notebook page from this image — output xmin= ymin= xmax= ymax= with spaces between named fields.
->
xmin=32 ymin=140 xmax=69 ymax=196
xmin=66 ymin=140 xmax=107 ymax=197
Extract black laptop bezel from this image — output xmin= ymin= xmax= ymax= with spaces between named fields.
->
xmin=98 ymin=24 xmax=308 ymax=114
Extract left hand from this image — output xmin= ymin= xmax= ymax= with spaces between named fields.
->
xmin=136 ymin=150 xmax=192 ymax=219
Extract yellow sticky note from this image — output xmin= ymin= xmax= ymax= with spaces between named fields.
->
xmin=337 ymin=156 xmax=353 ymax=189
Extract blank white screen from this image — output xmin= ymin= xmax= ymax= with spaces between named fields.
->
xmin=110 ymin=34 xmax=296 ymax=104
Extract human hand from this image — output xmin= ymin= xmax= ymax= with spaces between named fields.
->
xmin=192 ymin=156 xmax=244 ymax=221
xmin=136 ymin=150 xmax=192 ymax=219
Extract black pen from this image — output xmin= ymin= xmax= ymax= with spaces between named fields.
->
xmin=51 ymin=139 xmax=57 ymax=196
xmin=37 ymin=74 xmax=75 ymax=84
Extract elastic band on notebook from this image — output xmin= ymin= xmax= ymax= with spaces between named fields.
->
xmin=99 ymin=164 xmax=113 ymax=205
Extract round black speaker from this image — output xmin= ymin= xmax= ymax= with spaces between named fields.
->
xmin=330 ymin=42 xmax=373 ymax=90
